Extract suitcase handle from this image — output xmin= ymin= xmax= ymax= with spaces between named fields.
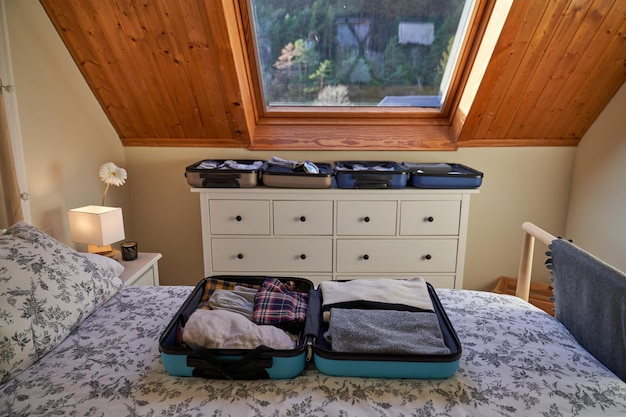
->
xmin=353 ymin=179 xmax=391 ymax=189
xmin=200 ymin=173 xmax=242 ymax=188
xmin=186 ymin=342 xmax=274 ymax=380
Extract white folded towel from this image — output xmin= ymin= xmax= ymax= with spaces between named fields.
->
xmin=182 ymin=309 xmax=296 ymax=350
xmin=320 ymin=277 xmax=434 ymax=322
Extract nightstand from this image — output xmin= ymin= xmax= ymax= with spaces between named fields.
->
xmin=119 ymin=252 xmax=162 ymax=286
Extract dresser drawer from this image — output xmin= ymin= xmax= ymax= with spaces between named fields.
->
xmin=336 ymin=201 xmax=397 ymax=235
xmin=336 ymin=239 xmax=457 ymax=273
xmin=273 ymin=200 xmax=333 ymax=235
xmin=211 ymin=238 xmax=333 ymax=272
xmin=400 ymin=201 xmax=461 ymax=235
xmin=209 ymin=200 xmax=270 ymax=235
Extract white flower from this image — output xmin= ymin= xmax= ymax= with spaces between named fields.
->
xmin=99 ymin=162 xmax=127 ymax=187
xmin=99 ymin=162 xmax=127 ymax=205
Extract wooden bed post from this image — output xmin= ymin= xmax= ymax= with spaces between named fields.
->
xmin=516 ymin=222 xmax=556 ymax=301
xmin=516 ymin=230 xmax=534 ymax=301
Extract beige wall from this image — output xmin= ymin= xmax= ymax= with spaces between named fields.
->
xmin=6 ymin=0 xmax=591 ymax=290
xmin=125 ymin=147 xmax=576 ymax=289
xmin=565 ymin=82 xmax=626 ymax=273
xmin=5 ymin=0 xmax=129 ymax=243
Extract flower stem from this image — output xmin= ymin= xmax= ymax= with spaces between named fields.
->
xmin=101 ymin=183 xmax=110 ymax=206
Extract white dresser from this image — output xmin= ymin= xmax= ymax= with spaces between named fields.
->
xmin=193 ymin=187 xmax=477 ymax=288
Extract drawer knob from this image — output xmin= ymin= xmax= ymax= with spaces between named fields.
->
xmin=363 ymin=254 xmax=369 ymax=260
xmin=427 ymin=216 xmax=434 ymax=222
xmin=300 ymin=254 xmax=307 ymax=260
xmin=237 ymin=253 xmax=244 ymax=259
xmin=235 ymin=215 xmax=243 ymax=222
xmin=363 ymin=216 xmax=370 ymax=223
xmin=300 ymin=216 xmax=306 ymax=222
xmin=424 ymin=254 xmax=432 ymax=260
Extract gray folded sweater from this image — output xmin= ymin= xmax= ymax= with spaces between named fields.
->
xmin=327 ymin=308 xmax=450 ymax=355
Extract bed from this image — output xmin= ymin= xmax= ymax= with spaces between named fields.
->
xmin=1 ymin=221 xmax=626 ymax=417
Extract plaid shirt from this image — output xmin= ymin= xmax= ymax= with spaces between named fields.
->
xmin=253 ymin=278 xmax=308 ymax=332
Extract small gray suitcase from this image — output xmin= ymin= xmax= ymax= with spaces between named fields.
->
xmin=185 ymin=160 xmax=261 ymax=188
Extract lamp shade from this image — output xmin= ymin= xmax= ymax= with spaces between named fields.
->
xmin=68 ymin=205 xmax=125 ymax=246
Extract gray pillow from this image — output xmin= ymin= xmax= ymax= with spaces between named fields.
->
xmin=0 ymin=222 xmax=123 ymax=385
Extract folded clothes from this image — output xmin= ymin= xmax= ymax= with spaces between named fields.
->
xmin=411 ymin=163 xmax=452 ymax=174
xmin=253 ymin=278 xmax=309 ymax=333
xmin=223 ymin=160 xmax=263 ymax=170
xmin=198 ymin=278 xmax=258 ymax=307
xmin=266 ymin=156 xmax=320 ymax=174
xmin=320 ymin=277 xmax=434 ymax=322
xmin=266 ymin=156 xmax=299 ymax=168
xmin=182 ymin=309 xmax=296 ymax=350
xmin=326 ymin=308 xmax=450 ymax=355
xmin=196 ymin=160 xmax=263 ymax=170
xmin=335 ymin=162 xmax=397 ymax=171
xmin=207 ymin=285 xmax=257 ymax=320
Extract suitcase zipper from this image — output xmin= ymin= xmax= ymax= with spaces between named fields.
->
xmin=306 ymin=341 xmax=314 ymax=362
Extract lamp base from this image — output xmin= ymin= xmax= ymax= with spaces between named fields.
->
xmin=87 ymin=244 xmax=121 ymax=259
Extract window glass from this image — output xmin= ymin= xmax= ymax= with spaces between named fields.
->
xmin=248 ymin=0 xmax=476 ymax=109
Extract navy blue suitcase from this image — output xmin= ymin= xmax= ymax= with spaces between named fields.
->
xmin=334 ymin=161 xmax=409 ymax=189
xmin=404 ymin=162 xmax=483 ymax=189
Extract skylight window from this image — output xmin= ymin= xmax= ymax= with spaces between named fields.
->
xmin=246 ymin=0 xmax=476 ymax=110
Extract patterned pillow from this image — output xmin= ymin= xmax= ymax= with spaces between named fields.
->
xmin=0 ymin=222 xmax=123 ymax=385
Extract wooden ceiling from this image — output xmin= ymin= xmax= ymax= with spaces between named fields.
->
xmin=39 ymin=0 xmax=626 ymax=150
xmin=457 ymin=0 xmax=626 ymax=147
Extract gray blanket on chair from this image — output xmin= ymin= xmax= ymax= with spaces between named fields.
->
xmin=549 ymin=238 xmax=626 ymax=381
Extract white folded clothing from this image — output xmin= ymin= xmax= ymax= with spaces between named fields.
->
xmin=320 ymin=277 xmax=434 ymax=322
xmin=182 ymin=309 xmax=296 ymax=350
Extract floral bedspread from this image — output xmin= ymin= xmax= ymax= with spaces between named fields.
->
xmin=1 ymin=286 xmax=625 ymax=417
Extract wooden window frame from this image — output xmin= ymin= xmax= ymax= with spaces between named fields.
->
xmin=233 ymin=0 xmax=495 ymax=151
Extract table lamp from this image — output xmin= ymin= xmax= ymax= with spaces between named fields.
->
xmin=68 ymin=205 xmax=125 ymax=257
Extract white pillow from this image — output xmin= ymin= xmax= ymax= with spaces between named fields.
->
xmin=0 ymin=222 xmax=123 ymax=385
xmin=81 ymin=252 xmax=125 ymax=277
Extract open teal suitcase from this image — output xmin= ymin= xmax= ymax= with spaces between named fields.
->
xmin=306 ymin=282 xmax=462 ymax=379
xmin=159 ymin=276 xmax=461 ymax=379
xmin=159 ymin=275 xmax=314 ymax=379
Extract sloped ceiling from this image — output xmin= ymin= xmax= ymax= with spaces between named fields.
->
xmin=457 ymin=0 xmax=626 ymax=147
xmin=39 ymin=0 xmax=626 ymax=149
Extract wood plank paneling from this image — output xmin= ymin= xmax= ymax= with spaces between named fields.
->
xmin=40 ymin=0 xmax=251 ymax=146
xmin=511 ymin=0 xmax=614 ymax=139
xmin=546 ymin=1 xmax=626 ymax=137
xmin=458 ymin=0 xmax=626 ymax=145
xmin=475 ymin=1 xmax=568 ymax=139
xmin=39 ymin=0 xmax=626 ymax=149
